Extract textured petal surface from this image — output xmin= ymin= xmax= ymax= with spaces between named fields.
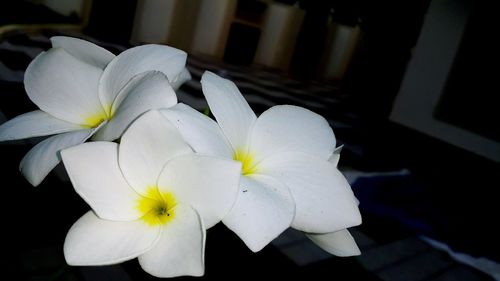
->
xmin=92 ymin=71 xmax=177 ymax=141
xmin=50 ymin=36 xmax=115 ymax=69
xmin=119 ymin=110 xmax=192 ymax=195
xmin=19 ymin=128 xmax=97 ymax=186
xmin=0 ymin=110 xmax=82 ymax=141
xmin=99 ymin=44 xmax=186 ymax=111
xmin=24 ymin=48 xmax=106 ymax=125
xmin=61 ymin=142 xmax=142 ymax=221
xmin=259 ymin=152 xmax=361 ymax=233
xmin=138 ymin=204 xmax=205 ymax=278
xmin=306 ymin=229 xmax=361 ymax=257
xmin=157 ymin=154 xmax=241 ymax=228
xmin=250 ymin=105 xmax=335 ymax=162
xmin=200 ymin=71 xmax=256 ymax=151
xmin=64 ymin=211 xmax=161 ymax=266
xmin=160 ymin=104 xmax=233 ymax=158
xmin=222 ymin=175 xmax=295 ymax=252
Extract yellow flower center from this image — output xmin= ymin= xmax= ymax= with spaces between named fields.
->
xmin=233 ymin=149 xmax=258 ymax=175
xmin=83 ymin=104 xmax=113 ymax=128
xmin=84 ymin=113 xmax=107 ymax=128
xmin=137 ymin=186 xmax=176 ymax=226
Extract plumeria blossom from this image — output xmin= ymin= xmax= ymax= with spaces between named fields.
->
xmin=61 ymin=110 xmax=241 ymax=277
xmin=0 ymin=36 xmax=190 ymax=186
xmin=160 ymin=71 xmax=361 ymax=252
xmin=305 ymin=146 xmax=361 ymax=256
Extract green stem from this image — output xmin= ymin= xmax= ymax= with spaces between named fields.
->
xmin=203 ymin=107 xmax=210 ymax=116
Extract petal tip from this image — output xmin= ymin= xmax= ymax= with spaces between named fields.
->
xmin=200 ymin=71 xmax=220 ymax=83
xmin=247 ymin=241 xmax=267 ymax=253
xmin=19 ymin=155 xmax=47 ymax=187
xmin=349 ymin=209 xmax=363 ymax=227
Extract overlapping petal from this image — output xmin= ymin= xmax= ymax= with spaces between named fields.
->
xmin=250 ymin=105 xmax=335 ymax=162
xmin=119 ymin=110 xmax=192 ymax=194
xmin=170 ymin=67 xmax=192 ymax=90
xmin=99 ymin=44 xmax=187 ymax=111
xmin=24 ymin=48 xmax=106 ymax=125
xmin=50 ymin=36 xmax=115 ymax=69
xmin=61 ymin=142 xmax=142 ymax=221
xmin=20 ymin=128 xmax=97 ymax=186
xmin=157 ymin=154 xmax=241 ymax=228
xmin=92 ymin=71 xmax=177 ymax=141
xmin=201 ymin=71 xmax=256 ymax=151
xmin=258 ymin=151 xmax=361 ymax=233
xmin=222 ymin=175 xmax=295 ymax=252
xmin=64 ymin=211 xmax=161 ymax=266
xmin=160 ymin=104 xmax=233 ymax=158
xmin=306 ymin=229 xmax=361 ymax=257
xmin=329 ymin=145 xmax=343 ymax=167
xmin=138 ymin=204 xmax=205 ymax=278
xmin=0 ymin=110 xmax=82 ymax=141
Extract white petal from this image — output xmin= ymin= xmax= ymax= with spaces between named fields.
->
xmin=329 ymin=145 xmax=344 ymax=167
xmin=333 ymin=145 xmax=343 ymax=154
xmin=329 ymin=153 xmax=340 ymax=167
xmin=19 ymin=128 xmax=97 ymax=186
xmin=64 ymin=211 xmax=161 ymax=266
xmin=328 ymin=146 xmax=360 ymax=205
xmin=99 ymin=44 xmax=186 ymax=112
xmin=250 ymin=105 xmax=335 ymax=162
xmin=109 ymin=71 xmax=177 ymax=117
xmin=170 ymin=67 xmax=192 ymax=90
xmin=259 ymin=152 xmax=361 ymax=233
xmin=24 ymin=48 xmax=106 ymax=125
xmin=160 ymin=103 xmax=233 ymax=158
xmin=157 ymin=154 xmax=241 ymax=228
xmin=200 ymin=71 xmax=256 ymax=151
xmin=119 ymin=110 xmax=192 ymax=195
xmin=50 ymin=36 xmax=115 ymax=69
xmin=61 ymin=142 xmax=142 ymax=221
xmin=306 ymin=229 xmax=361 ymax=257
xmin=0 ymin=110 xmax=82 ymax=141
xmin=139 ymin=204 xmax=205 ymax=278
xmin=92 ymin=71 xmax=177 ymax=141
xmin=222 ymin=175 xmax=295 ymax=252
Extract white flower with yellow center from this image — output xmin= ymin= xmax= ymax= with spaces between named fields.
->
xmin=61 ymin=110 xmax=241 ymax=277
xmin=0 ymin=36 xmax=191 ymax=186
xmin=160 ymin=71 xmax=361 ymax=252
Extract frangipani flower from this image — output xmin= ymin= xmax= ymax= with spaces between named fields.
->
xmin=305 ymin=146 xmax=361 ymax=256
xmin=0 ymin=36 xmax=190 ymax=186
xmin=61 ymin=110 xmax=241 ymax=277
xmin=161 ymin=72 xmax=361 ymax=252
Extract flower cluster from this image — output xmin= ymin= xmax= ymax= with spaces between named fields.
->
xmin=0 ymin=37 xmax=361 ymax=277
